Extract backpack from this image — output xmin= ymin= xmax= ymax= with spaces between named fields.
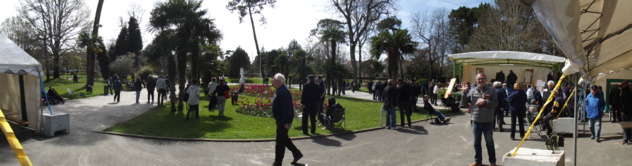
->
xmin=183 ymin=86 xmax=190 ymax=102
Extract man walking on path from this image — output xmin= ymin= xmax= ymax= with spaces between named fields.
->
xmin=464 ymin=73 xmax=498 ymax=166
xmin=301 ymin=75 xmax=320 ymax=135
xmin=107 ymin=77 xmax=113 ymax=95
xmin=113 ymin=76 xmax=123 ymax=102
xmin=134 ymin=77 xmax=145 ymax=104
xmin=586 ymin=85 xmax=605 ymax=142
xmin=156 ymin=76 xmax=167 ymax=106
xmin=146 ymin=76 xmax=156 ymax=103
xmin=272 ymin=73 xmax=303 ymax=166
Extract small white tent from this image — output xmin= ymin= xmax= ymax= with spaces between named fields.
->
xmin=0 ymin=34 xmax=42 ymax=133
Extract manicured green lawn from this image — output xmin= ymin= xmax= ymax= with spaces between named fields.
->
xmin=44 ymin=75 xmax=108 ymax=99
xmin=104 ymin=92 xmax=446 ymax=139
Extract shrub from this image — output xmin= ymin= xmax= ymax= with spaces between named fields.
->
xmin=138 ymin=66 xmax=153 ymax=80
xmin=109 ymin=53 xmax=135 ymax=79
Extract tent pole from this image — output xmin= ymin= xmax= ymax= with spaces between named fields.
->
xmin=19 ymin=75 xmax=28 ymax=121
xmin=36 ymin=66 xmax=53 ymax=115
xmin=573 ymin=75 xmax=579 ymax=166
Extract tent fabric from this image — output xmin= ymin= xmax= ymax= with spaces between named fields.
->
xmin=448 ymin=51 xmax=565 ymax=86
xmin=0 ymin=34 xmax=42 ymax=131
xmin=0 ymin=34 xmax=42 ymax=76
xmin=531 ymin=0 xmax=632 ymax=78
xmin=449 ymin=51 xmax=565 ymax=68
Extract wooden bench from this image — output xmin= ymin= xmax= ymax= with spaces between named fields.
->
xmin=5 ymin=116 xmax=31 ymax=138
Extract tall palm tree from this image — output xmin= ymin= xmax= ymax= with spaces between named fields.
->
xmin=370 ymin=29 xmax=417 ymax=79
xmin=84 ymin=0 xmax=104 ymax=87
xmin=150 ymin=0 xmax=222 ymax=111
xmin=313 ymin=18 xmax=346 ymax=94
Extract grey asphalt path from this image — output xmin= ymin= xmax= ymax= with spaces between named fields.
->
xmin=1 ymin=88 xmax=630 ymax=165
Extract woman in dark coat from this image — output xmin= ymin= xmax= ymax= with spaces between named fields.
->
xmin=507 ymin=83 xmax=528 ymax=140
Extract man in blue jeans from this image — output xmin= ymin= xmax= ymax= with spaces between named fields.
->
xmin=134 ymin=77 xmax=145 ymax=104
xmin=585 ymin=85 xmax=605 ymax=142
xmin=464 ymin=73 xmax=498 ymax=166
xmin=382 ymin=79 xmax=398 ymax=130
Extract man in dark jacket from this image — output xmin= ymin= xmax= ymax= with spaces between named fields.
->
xmin=301 ymin=75 xmax=320 ymax=135
xmin=316 ymin=75 xmax=326 ymax=127
xmin=619 ymin=80 xmax=632 ymax=145
xmin=146 ymin=76 xmax=156 ymax=103
xmin=543 ymin=92 xmax=565 ymax=136
xmin=547 ymin=70 xmax=555 ymax=82
xmin=397 ymin=79 xmax=412 ymax=127
xmin=610 ymin=84 xmax=621 ymax=122
xmin=272 ymin=73 xmax=302 ymax=165
xmin=506 ymin=70 xmax=517 ymax=91
xmin=383 ymin=79 xmax=398 ymax=129
xmin=493 ymin=81 xmax=507 ymax=131
xmin=113 ymin=76 xmax=123 ymax=102
xmin=411 ymin=81 xmax=420 ymax=112
xmin=134 ymin=77 xmax=145 ymax=104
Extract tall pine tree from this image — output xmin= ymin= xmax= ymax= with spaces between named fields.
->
xmin=113 ymin=26 xmax=128 ymax=62
xmin=127 ymin=17 xmax=143 ymax=68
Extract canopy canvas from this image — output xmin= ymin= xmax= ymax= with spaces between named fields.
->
xmin=448 ymin=51 xmax=565 ymax=86
xmin=0 ymin=34 xmax=42 ymax=132
xmin=529 ymin=0 xmax=632 ymax=80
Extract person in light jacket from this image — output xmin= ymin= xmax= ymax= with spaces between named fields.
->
xmin=586 ymin=85 xmax=605 ymax=142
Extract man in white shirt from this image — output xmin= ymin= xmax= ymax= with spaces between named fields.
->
xmin=156 ymin=76 xmax=167 ymax=106
xmin=186 ymin=81 xmax=200 ymax=120
xmin=432 ymin=83 xmax=439 ymax=105
xmin=526 ymin=84 xmax=534 ymax=105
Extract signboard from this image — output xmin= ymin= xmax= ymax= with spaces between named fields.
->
xmin=444 ymin=78 xmax=457 ymax=99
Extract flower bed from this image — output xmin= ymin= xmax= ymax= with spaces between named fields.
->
xmin=234 ymin=84 xmax=302 ymax=118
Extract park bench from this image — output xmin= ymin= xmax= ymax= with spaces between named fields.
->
xmin=1 ymin=109 xmax=30 ymax=138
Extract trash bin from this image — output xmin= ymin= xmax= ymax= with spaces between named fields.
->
xmin=104 ymin=85 xmax=109 ymax=95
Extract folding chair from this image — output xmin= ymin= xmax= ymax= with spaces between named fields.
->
xmin=325 ymin=107 xmax=345 ymax=130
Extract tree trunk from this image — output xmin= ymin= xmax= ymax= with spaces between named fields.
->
xmin=247 ymin=4 xmax=264 ymax=79
xmin=358 ymin=44 xmax=362 ymax=82
xmin=177 ymin=48 xmax=186 ymax=111
xmin=87 ymin=0 xmax=104 ymax=87
xmin=53 ymin=52 xmax=60 ymax=78
xmin=349 ymin=42 xmax=358 ymax=87
xmin=168 ymin=55 xmax=177 ymax=112
xmin=388 ymin=49 xmax=399 ymax=79
xmin=399 ymin=56 xmax=404 ymax=79
xmin=43 ymin=38 xmax=50 ymax=82
xmin=191 ymin=41 xmax=200 ymax=84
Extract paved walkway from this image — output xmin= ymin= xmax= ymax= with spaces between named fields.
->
xmin=1 ymin=88 xmax=630 ymax=165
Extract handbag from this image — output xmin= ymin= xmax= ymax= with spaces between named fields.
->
xmin=224 ymin=91 xmax=231 ymax=99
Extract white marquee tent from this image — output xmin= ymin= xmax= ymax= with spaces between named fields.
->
xmin=448 ymin=51 xmax=565 ymax=87
xmin=0 ymin=34 xmax=43 ymax=133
